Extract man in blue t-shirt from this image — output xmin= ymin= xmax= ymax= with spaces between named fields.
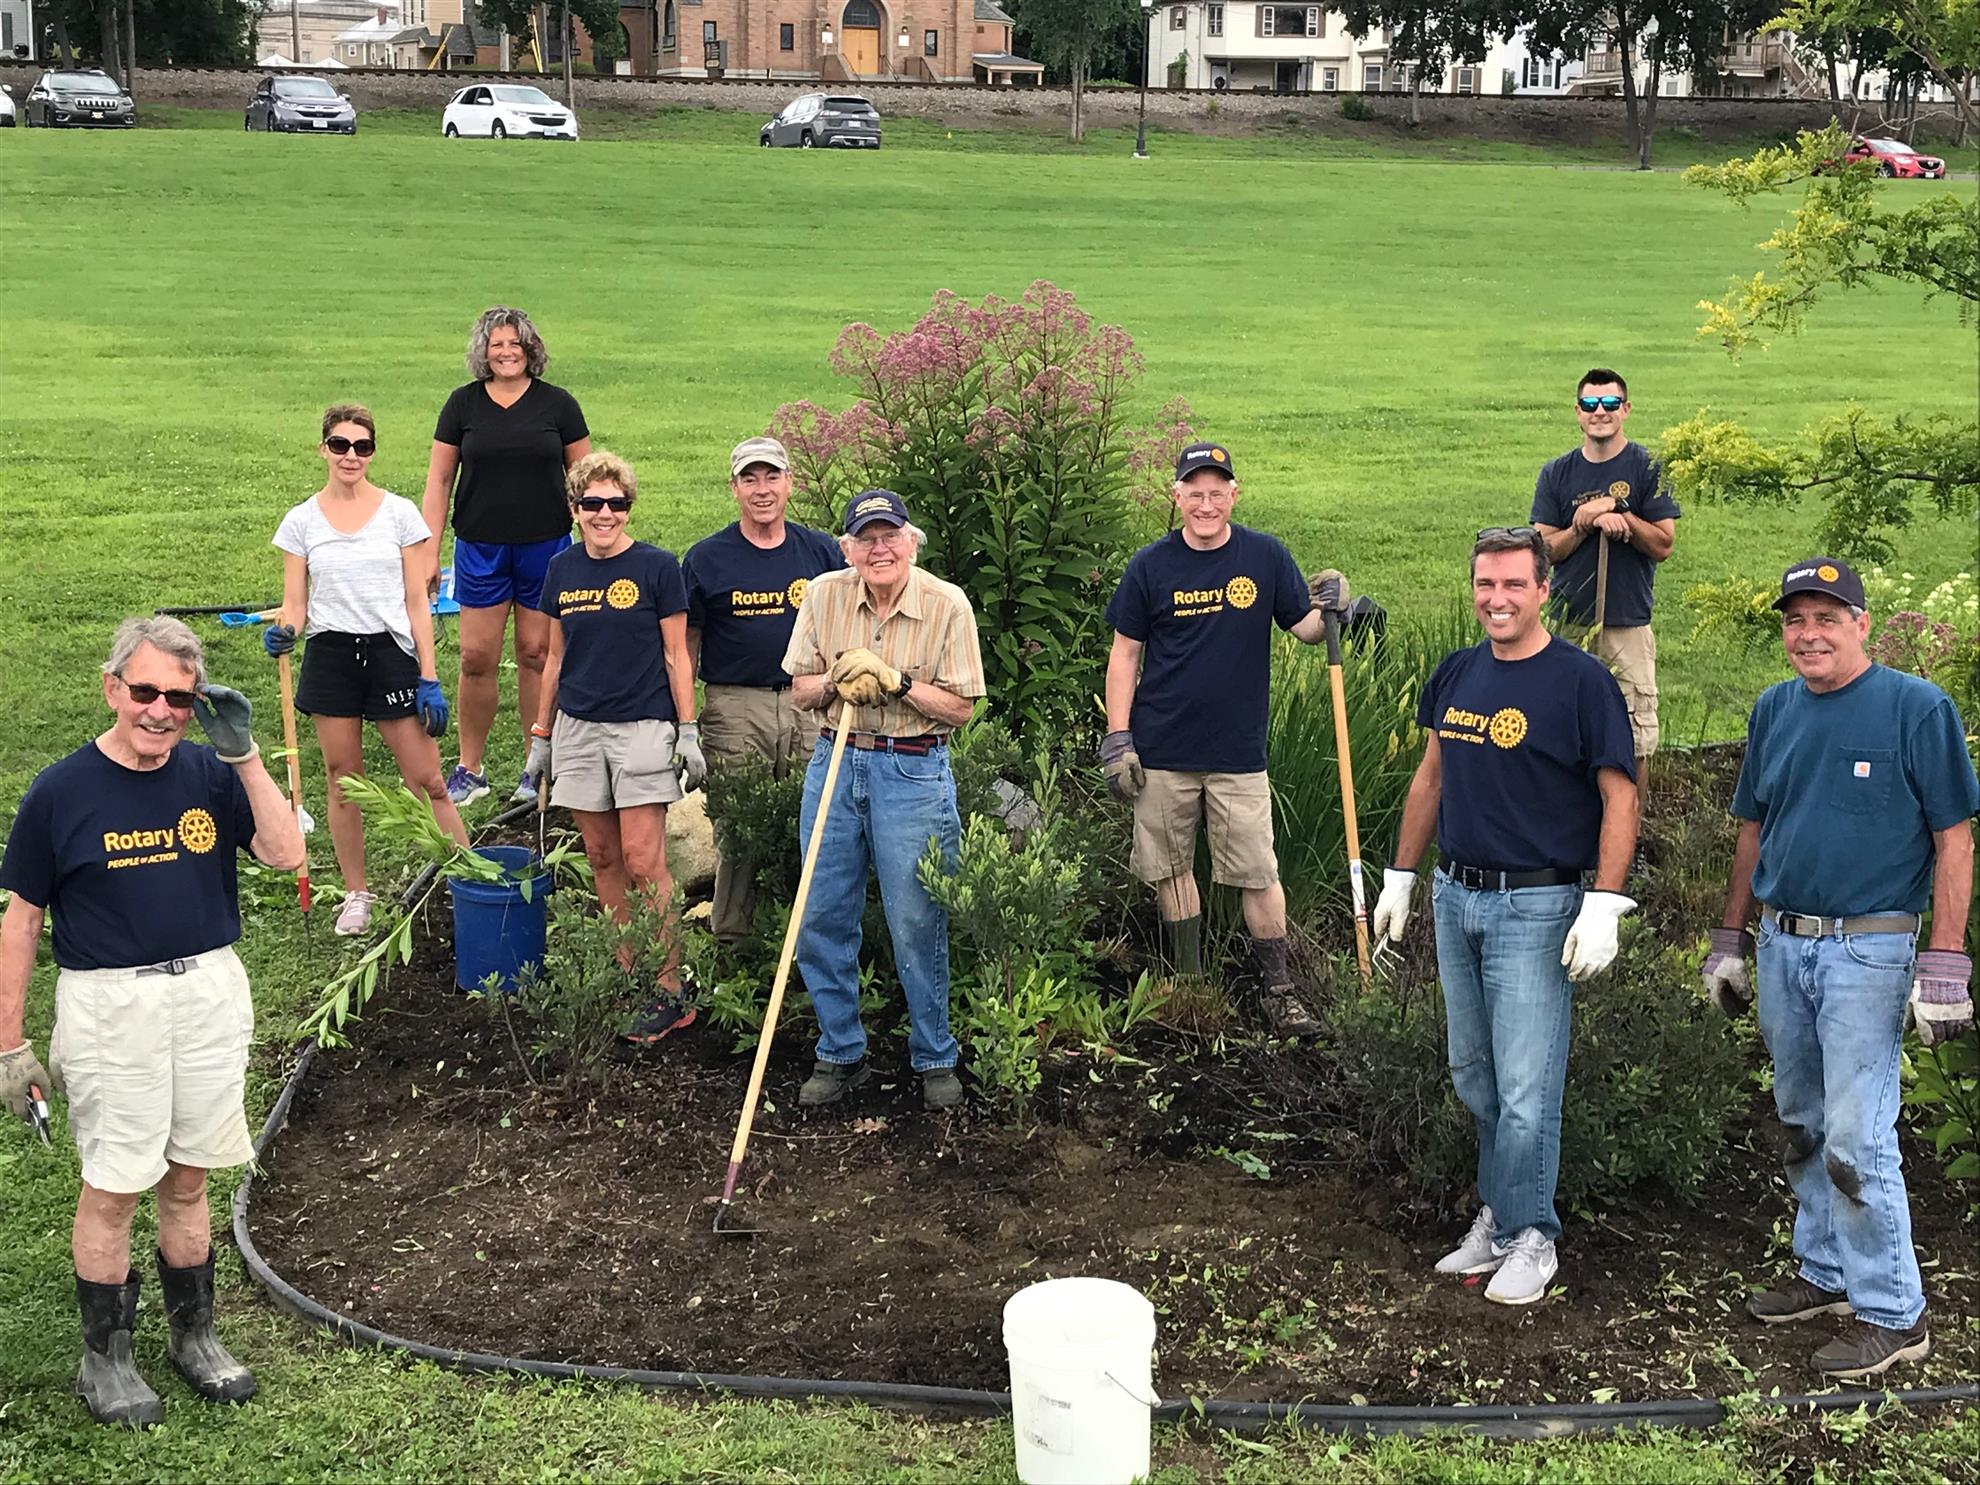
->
xmin=683 ymin=437 xmax=847 ymax=942
xmin=0 ymin=618 xmax=304 ymax=1427
xmin=1102 ymin=441 xmax=1349 ymax=1037
xmin=1368 ymin=527 xmax=1639 ymax=1307
xmin=1531 ymin=368 xmax=1680 ymax=803
xmin=1702 ymin=557 xmax=1977 ymax=1382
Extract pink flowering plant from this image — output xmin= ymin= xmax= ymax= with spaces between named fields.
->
xmin=771 ymin=282 xmax=1193 ymax=749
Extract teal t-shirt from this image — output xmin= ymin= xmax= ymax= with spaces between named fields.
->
xmin=1730 ymin=664 xmax=1979 ymax=916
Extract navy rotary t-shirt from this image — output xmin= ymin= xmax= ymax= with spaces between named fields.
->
xmin=0 ymin=742 xmax=257 ymax=971
xmin=682 ymin=522 xmax=846 ymax=688
xmin=538 ymin=541 xmax=688 ymax=723
xmin=1417 ymin=637 xmax=1636 ymax=872
xmin=1106 ymin=525 xmax=1310 ymax=774
xmin=1530 ymin=440 xmax=1681 ymax=627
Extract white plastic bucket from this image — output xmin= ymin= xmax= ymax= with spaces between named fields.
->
xmin=1003 ymin=1277 xmax=1158 ymax=1485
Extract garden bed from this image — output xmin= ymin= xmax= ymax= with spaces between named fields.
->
xmin=246 ymin=904 xmax=1979 ymax=1406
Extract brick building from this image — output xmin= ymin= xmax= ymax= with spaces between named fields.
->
xmin=620 ymin=0 xmax=1037 ymax=83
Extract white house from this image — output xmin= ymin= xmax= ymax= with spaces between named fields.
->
xmin=1146 ymin=3 xmax=1520 ymax=96
xmin=1 ymin=0 xmax=35 ymax=59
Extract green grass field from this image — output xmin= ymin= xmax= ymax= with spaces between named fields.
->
xmin=1 ymin=125 xmax=1976 ymax=1479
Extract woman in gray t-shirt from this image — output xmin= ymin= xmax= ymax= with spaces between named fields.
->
xmin=267 ymin=404 xmax=470 ymax=937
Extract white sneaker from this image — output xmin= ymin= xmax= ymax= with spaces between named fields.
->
xmin=334 ymin=890 xmax=377 ymax=937
xmin=1484 ymin=1228 xmax=1558 ymax=1305
xmin=1433 ymin=1205 xmax=1504 ymax=1275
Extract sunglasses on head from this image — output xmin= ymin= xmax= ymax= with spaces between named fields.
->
xmin=1577 ymin=395 xmax=1625 ymax=413
xmin=325 ymin=435 xmax=376 ymax=456
xmin=117 ymin=676 xmax=198 ymax=710
xmin=1475 ymin=525 xmax=1544 ymax=546
xmin=575 ymin=495 xmax=633 ymax=513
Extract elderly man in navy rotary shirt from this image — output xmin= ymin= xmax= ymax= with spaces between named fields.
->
xmin=0 ymin=617 xmax=304 ymax=1427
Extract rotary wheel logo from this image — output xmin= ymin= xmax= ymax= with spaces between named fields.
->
xmin=1817 ymin=564 xmax=1840 ymax=582
xmin=1225 ymin=575 xmax=1258 ymax=610
xmin=1487 ymin=707 xmax=1528 ymax=750
xmin=177 ymin=808 xmax=218 ymax=854
xmin=786 ymin=577 xmax=810 ymax=610
xmin=605 ymin=579 xmax=639 ymax=610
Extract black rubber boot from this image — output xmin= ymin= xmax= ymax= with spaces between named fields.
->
xmin=75 ymin=1271 xmax=164 ymax=1428
xmin=156 ymin=1250 xmax=258 ymax=1403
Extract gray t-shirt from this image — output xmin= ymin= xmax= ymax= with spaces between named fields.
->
xmin=273 ymin=492 xmax=431 ymax=657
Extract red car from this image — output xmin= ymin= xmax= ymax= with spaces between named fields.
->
xmin=1828 ymin=135 xmax=1948 ymax=179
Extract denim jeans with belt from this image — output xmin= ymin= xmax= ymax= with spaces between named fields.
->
xmin=1755 ymin=916 xmax=1923 ymax=1329
xmin=1431 ymin=873 xmax=1583 ymax=1241
xmin=794 ymin=741 xmax=962 ymax=1073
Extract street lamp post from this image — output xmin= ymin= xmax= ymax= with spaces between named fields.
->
xmin=1133 ymin=0 xmax=1153 ymax=158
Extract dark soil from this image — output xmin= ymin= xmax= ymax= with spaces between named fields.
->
xmin=248 ymin=889 xmax=1978 ymax=1406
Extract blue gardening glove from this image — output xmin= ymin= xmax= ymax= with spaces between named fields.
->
xmin=192 ymin=684 xmax=257 ymax=763
xmin=263 ymin=624 xmax=297 ymax=659
xmin=1306 ymin=569 xmax=1350 ymax=613
xmin=1910 ymin=950 xmax=1974 ymax=1048
xmin=416 ymin=678 xmax=449 ymax=738
xmin=1702 ymin=927 xmax=1755 ymax=1017
xmin=1100 ymin=730 xmax=1143 ymax=803
xmin=675 ymin=721 xmax=707 ymax=792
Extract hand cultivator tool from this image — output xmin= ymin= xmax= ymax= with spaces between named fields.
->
xmin=712 ymin=703 xmax=856 ymax=1238
xmin=1323 ymin=609 xmax=1373 ymax=988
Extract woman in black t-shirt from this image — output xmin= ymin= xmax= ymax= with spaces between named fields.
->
xmin=420 ymin=306 xmax=591 ymax=810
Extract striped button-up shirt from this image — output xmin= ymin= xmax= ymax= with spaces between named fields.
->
xmin=782 ymin=565 xmax=987 ymax=738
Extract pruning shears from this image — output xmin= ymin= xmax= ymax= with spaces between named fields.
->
xmin=26 ymin=1082 xmax=51 ymax=1146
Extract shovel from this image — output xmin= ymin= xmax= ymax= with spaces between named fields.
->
xmin=712 ymin=702 xmax=857 ymax=1238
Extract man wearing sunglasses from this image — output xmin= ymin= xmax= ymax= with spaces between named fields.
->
xmin=0 ymin=617 xmax=304 ymax=1426
xmin=1530 ymin=369 xmax=1680 ymax=810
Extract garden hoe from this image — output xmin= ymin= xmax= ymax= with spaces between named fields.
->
xmin=1324 ymin=609 xmax=1373 ymax=988
xmin=276 ymin=651 xmax=315 ymax=965
xmin=712 ymin=703 xmax=857 ymax=1238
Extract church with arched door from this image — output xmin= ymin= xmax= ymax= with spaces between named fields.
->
xmin=631 ymin=0 xmax=1041 ymax=85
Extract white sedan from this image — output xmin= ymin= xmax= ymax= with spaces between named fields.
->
xmin=441 ymin=84 xmax=578 ymax=140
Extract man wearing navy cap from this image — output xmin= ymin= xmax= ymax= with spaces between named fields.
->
xmin=1704 ymin=556 xmax=1976 ymax=1380
xmin=684 ymin=436 xmax=847 ymax=943
xmin=1102 ymin=441 xmax=1349 ymax=1036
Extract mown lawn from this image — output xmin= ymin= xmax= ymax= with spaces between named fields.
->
xmin=1 ymin=125 xmax=1974 ymax=1479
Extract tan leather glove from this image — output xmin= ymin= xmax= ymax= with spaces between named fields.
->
xmin=828 ymin=648 xmax=904 ymax=707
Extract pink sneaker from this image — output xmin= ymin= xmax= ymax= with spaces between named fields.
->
xmin=334 ymin=891 xmax=377 ymax=937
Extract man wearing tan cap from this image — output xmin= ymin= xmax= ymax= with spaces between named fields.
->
xmin=683 ymin=437 xmax=847 ymax=942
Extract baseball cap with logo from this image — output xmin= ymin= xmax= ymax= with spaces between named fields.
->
xmin=730 ymin=436 xmax=791 ymax=478
xmin=843 ymin=488 xmax=910 ymax=535
xmin=1174 ymin=442 xmax=1237 ymax=481
xmin=1774 ymin=556 xmax=1866 ymax=610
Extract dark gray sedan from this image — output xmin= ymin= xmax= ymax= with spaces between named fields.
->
xmin=759 ymin=93 xmax=882 ymax=149
xmin=22 ymin=68 xmax=136 ymax=128
xmin=246 ymin=75 xmax=357 ymax=134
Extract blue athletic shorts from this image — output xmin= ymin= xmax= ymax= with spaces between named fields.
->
xmin=453 ymin=535 xmax=571 ymax=610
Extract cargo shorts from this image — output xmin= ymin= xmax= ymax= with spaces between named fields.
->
xmin=1130 ymin=768 xmax=1280 ymax=889
xmin=1593 ymin=623 xmax=1659 ymax=758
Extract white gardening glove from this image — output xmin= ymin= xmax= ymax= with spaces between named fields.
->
xmin=1562 ymin=891 xmax=1637 ymax=980
xmin=1370 ymin=868 xmax=1416 ymax=943
xmin=1701 ymin=927 xmax=1754 ymax=1017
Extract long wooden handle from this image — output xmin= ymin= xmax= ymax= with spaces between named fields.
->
xmin=723 ymin=702 xmax=856 ymax=1179
xmin=1591 ymin=533 xmax=1611 ymax=648
xmin=276 ymin=652 xmax=312 ymax=913
xmin=1323 ymin=614 xmax=1371 ymax=989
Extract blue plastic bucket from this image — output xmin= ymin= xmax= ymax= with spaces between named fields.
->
xmin=448 ymin=846 xmax=552 ymax=992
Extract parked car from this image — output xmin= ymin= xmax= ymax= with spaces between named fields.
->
xmin=1822 ymin=135 xmax=1947 ymax=179
xmin=760 ymin=94 xmax=882 ymax=149
xmin=0 ymin=84 xmax=16 ymax=127
xmin=246 ymin=75 xmax=357 ymax=134
xmin=22 ymin=68 xmax=136 ymax=128
xmin=442 ymin=84 xmax=577 ymax=140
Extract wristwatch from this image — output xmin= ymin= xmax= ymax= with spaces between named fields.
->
xmin=890 ymin=671 xmax=913 ymax=700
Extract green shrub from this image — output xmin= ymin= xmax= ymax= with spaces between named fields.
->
xmin=702 ymin=749 xmax=806 ymax=904
xmin=1340 ymin=94 xmax=1375 ymax=122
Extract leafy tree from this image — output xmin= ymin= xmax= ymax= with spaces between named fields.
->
xmin=1338 ymin=0 xmax=1512 ymax=125
xmin=1012 ymin=0 xmax=1138 ymax=139
xmin=42 ymin=0 xmax=252 ymax=69
xmin=481 ymin=0 xmax=622 ymax=71
xmin=1771 ymin=0 xmax=1980 ymax=135
xmin=1658 ymin=125 xmax=1977 ymax=563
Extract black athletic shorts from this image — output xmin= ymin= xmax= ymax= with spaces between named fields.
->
xmin=295 ymin=631 xmax=420 ymax=721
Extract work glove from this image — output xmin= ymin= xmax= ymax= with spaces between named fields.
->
xmin=1561 ymin=891 xmax=1637 ymax=980
xmin=1910 ymin=950 xmax=1975 ymax=1048
xmin=1100 ymin=731 xmax=1143 ymax=803
xmin=675 ymin=721 xmax=708 ymax=792
xmin=0 ymin=1042 xmax=54 ymax=1127
xmin=1307 ymin=569 xmax=1350 ymax=613
xmin=1371 ymin=868 xmax=1417 ymax=943
xmin=1701 ymin=927 xmax=1755 ymax=1017
xmin=415 ymin=678 xmax=449 ymax=739
xmin=192 ymin=684 xmax=257 ymax=763
xmin=524 ymin=731 xmax=552 ymax=797
xmin=828 ymin=648 xmax=903 ymax=707
xmin=263 ymin=624 xmax=297 ymax=659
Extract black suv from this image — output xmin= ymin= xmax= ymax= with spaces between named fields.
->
xmin=24 ymin=68 xmax=136 ymax=128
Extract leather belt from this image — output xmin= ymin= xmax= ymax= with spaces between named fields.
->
xmin=1438 ymin=862 xmax=1583 ymax=891
xmin=1762 ymin=906 xmax=1921 ymax=938
xmin=820 ymin=729 xmax=942 ymax=756
xmin=135 ymin=956 xmax=200 ymax=976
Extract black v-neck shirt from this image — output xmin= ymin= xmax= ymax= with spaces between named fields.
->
xmin=434 ymin=378 xmax=589 ymax=544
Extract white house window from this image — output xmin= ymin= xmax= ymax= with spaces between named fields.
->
xmin=1171 ymin=6 xmax=1185 ymax=29
xmin=1321 ymin=65 xmax=1338 ymax=90
xmin=1456 ymin=66 xmax=1475 ymax=93
xmin=1362 ymin=61 xmax=1382 ymax=90
xmin=1259 ymin=6 xmax=1319 ymax=37
xmin=1207 ymin=4 xmax=1223 ymax=37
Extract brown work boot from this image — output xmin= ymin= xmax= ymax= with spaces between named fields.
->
xmin=1746 ymin=1275 xmax=1851 ymax=1325
xmin=1810 ymin=1316 xmax=1929 ymax=1380
xmin=1250 ymin=935 xmax=1321 ymax=1037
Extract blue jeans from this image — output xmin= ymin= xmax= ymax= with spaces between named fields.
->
xmin=1431 ymin=874 xmax=1582 ymax=1242
xmin=1755 ymin=917 xmax=1922 ymax=1329
xmin=794 ymin=742 xmax=961 ymax=1073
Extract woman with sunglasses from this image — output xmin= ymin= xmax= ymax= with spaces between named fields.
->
xmin=530 ymin=452 xmax=706 ymax=1042
xmin=267 ymin=405 xmax=469 ymax=936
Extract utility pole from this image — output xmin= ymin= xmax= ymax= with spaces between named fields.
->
xmin=560 ymin=2 xmax=573 ymax=104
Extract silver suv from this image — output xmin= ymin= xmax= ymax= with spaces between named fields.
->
xmin=759 ymin=94 xmax=882 ymax=150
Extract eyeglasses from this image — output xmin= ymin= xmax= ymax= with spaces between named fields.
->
xmin=850 ymin=526 xmax=906 ymax=549
xmin=116 ymin=676 xmax=198 ymax=711
xmin=1475 ymin=526 xmax=1542 ymax=545
xmin=1576 ymin=395 xmax=1625 ymax=413
xmin=324 ymin=436 xmax=376 ymax=456
xmin=574 ymin=495 xmax=633 ymax=513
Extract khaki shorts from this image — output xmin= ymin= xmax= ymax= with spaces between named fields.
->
xmin=1131 ymin=769 xmax=1280 ymax=888
xmin=1593 ymin=624 xmax=1659 ymax=758
xmin=550 ymin=715 xmax=685 ymax=812
xmin=49 ymin=946 xmax=256 ymax=1194
xmin=701 ymin=683 xmax=815 ymax=778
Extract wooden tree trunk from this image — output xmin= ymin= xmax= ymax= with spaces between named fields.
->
xmin=1069 ymin=57 xmax=1085 ymax=141
xmin=1637 ymin=54 xmax=1660 ymax=170
xmin=122 ymin=0 xmax=136 ymax=86
xmin=99 ymin=1 xmax=121 ymax=85
xmin=1408 ymin=69 xmax=1421 ymax=125
xmin=1618 ymin=28 xmax=1641 ymax=157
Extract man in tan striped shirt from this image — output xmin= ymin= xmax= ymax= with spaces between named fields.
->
xmin=783 ymin=489 xmax=986 ymax=1111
